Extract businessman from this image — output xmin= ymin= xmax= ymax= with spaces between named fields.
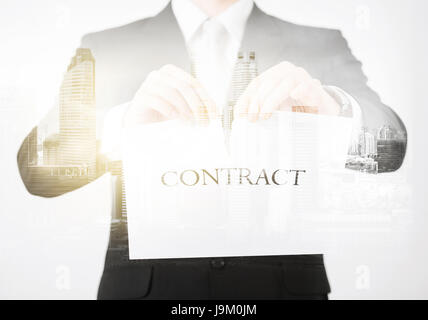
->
xmin=17 ymin=0 xmax=407 ymax=299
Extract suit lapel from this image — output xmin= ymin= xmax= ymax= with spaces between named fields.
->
xmin=239 ymin=5 xmax=285 ymax=73
xmin=148 ymin=3 xmax=192 ymax=72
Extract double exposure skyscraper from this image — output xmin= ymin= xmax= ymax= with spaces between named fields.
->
xmin=59 ymin=48 xmax=96 ymax=179
xmin=377 ymin=125 xmax=407 ymax=172
xmin=346 ymin=124 xmax=406 ymax=173
xmin=227 ymin=51 xmax=258 ymax=124
xmin=220 ymin=51 xmax=258 ymax=151
xmin=358 ymin=128 xmax=377 ymax=157
xmin=42 ymin=134 xmax=60 ymax=166
xmin=21 ymin=127 xmax=38 ymax=166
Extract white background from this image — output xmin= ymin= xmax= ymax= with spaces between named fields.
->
xmin=0 ymin=0 xmax=427 ymax=299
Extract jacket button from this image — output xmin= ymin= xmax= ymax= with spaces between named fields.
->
xmin=211 ymin=258 xmax=225 ymax=269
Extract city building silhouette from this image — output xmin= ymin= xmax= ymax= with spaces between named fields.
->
xmin=59 ymin=48 xmax=96 ymax=179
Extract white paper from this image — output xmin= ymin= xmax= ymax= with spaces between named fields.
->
xmin=122 ymin=112 xmax=353 ymax=259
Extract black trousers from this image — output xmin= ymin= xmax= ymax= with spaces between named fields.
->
xmin=97 ymin=248 xmax=331 ymax=300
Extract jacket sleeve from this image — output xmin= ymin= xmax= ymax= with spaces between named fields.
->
xmin=17 ymin=38 xmax=107 ymax=197
xmin=323 ymin=30 xmax=407 ymax=173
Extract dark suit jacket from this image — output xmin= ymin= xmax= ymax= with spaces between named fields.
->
xmin=17 ymin=2 xmax=407 ymax=299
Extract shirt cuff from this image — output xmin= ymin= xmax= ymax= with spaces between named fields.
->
xmin=324 ymin=85 xmax=362 ymax=142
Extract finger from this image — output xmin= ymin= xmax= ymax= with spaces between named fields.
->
xmin=126 ymin=91 xmax=178 ymax=126
xmin=160 ymin=65 xmax=217 ymax=120
xmin=167 ymin=64 xmax=217 ymax=119
xmin=235 ymin=77 xmax=260 ymax=118
xmin=157 ymin=69 xmax=208 ymax=123
xmin=256 ymin=65 xmax=311 ymax=119
xmin=253 ymin=72 xmax=289 ymax=120
xmin=247 ymin=95 xmax=260 ymax=122
xmin=259 ymin=76 xmax=297 ymax=120
xmin=234 ymin=61 xmax=297 ymax=119
xmin=278 ymin=97 xmax=295 ymax=112
xmin=124 ymin=107 xmax=163 ymax=126
xmin=260 ymin=61 xmax=297 ymax=80
xmin=291 ymin=79 xmax=340 ymax=115
xmin=143 ymin=73 xmax=192 ymax=119
xmin=290 ymin=79 xmax=323 ymax=108
xmin=140 ymin=91 xmax=180 ymax=119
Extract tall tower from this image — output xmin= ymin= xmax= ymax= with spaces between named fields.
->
xmin=22 ymin=127 xmax=38 ymax=166
xmin=227 ymin=51 xmax=258 ymax=124
xmin=59 ymin=48 xmax=96 ymax=178
xmin=359 ymin=128 xmax=377 ymax=157
xmin=377 ymin=125 xmax=406 ymax=173
xmin=226 ymin=52 xmax=258 ymax=231
xmin=43 ymin=133 xmax=60 ymax=165
xmin=223 ymin=51 xmax=258 ymax=150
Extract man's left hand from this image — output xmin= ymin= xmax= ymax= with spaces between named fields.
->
xmin=235 ymin=61 xmax=341 ymax=121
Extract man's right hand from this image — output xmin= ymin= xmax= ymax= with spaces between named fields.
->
xmin=123 ymin=65 xmax=216 ymax=127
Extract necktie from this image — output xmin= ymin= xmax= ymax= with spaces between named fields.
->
xmin=190 ymin=18 xmax=232 ymax=112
